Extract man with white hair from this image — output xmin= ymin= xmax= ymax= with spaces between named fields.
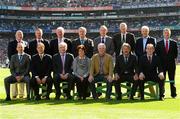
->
xmin=112 ymin=22 xmax=135 ymax=57
xmin=50 ymin=27 xmax=72 ymax=56
xmin=156 ymin=28 xmax=178 ymax=98
xmin=7 ymin=30 xmax=28 ymax=99
xmin=72 ymin=27 xmax=94 ymax=58
xmin=135 ymin=25 xmax=156 ymax=59
xmin=52 ymin=42 xmax=74 ymax=100
xmin=88 ymin=43 xmax=113 ymax=100
xmin=93 ymin=25 xmax=114 ymax=55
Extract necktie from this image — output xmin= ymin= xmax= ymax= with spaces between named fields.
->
xmin=101 ymin=37 xmax=105 ymax=43
xmin=40 ymin=54 xmax=43 ymax=60
xmin=165 ymin=39 xmax=169 ymax=53
xmin=19 ymin=55 xmax=23 ymax=62
xmin=148 ymin=56 xmax=152 ymax=64
xmin=122 ymin=34 xmax=125 ymax=43
xmin=61 ymin=54 xmax=65 ymax=74
xmin=125 ymin=57 xmax=128 ymax=64
xmin=81 ymin=40 xmax=84 ymax=45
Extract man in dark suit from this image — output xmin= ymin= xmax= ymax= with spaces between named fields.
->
xmin=50 ymin=27 xmax=72 ymax=56
xmin=7 ymin=30 xmax=28 ymax=99
xmin=139 ymin=43 xmax=165 ymax=100
xmin=53 ymin=42 xmax=74 ymax=100
xmin=93 ymin=25 xmax=114 ymax=56
xmin=72 ymin=27 xmax=94 ymax=58
xmin=4 ymin=43 xmax=31 ymax=101
xmin=135 ymin=26 xmax=156 ymax=96
xmin=156 ymin=28 xmax=178 ymax=98
xmin=135 ymin=26 xmax=156 ymax=59
xmin=29 ymin=28 xmax=50 ymax=56
xmin=114 ymin=43 xmax=139 ymax=100
xmin=112 ymin=22 xmax=135 ymax=57
xmin=30 ymin=43 xmax=53 ymax=100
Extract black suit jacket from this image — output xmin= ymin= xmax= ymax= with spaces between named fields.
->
xmin=28 ymin=39 xmax=50 ymax=56
xmin=139 ymin=54 xmax=163 ymax=78
xmin=135 ymin=36 xmax=156 ymax=58
xmin=53 ymin=53 xmax=74 ymax=77
xmin=50 ymin=38 xmax=72 ymax=56
xmin=112 ymin=32 xmax=135 ymax=56
xmin=31 ymin=54 xmax=52 ymax=78
xmin=156 ymin=39 xmax=178 ymax=69
xmin=7 ymin=40 xmax=28 ymax=60
xmin=93 ymin=36 xmax=114 ymax=55
xmin=114 ymin=54 xmax=138 ymax=76
xmin=72 ymin=38 xmax=94 ymax=58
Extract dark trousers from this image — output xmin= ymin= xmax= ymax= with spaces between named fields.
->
xmin=74 ymin=76 xmax=89 ymax=99
xmin=53 ymin=74 xmax=73 ymax=98
xmin=31 ymin=76 xmax=53 ymax=97
xmin=114 ymin=74 xmax=138 ymax=98
xmin=163 ymin=65 xmax=176 ymax=97
xmin=139 ymin=75 xmax=164 ymax=99
xmin=89 ymin=74 xmax=112 ymax=99
xmin=4 ymin=75 xmax=30 ymax=97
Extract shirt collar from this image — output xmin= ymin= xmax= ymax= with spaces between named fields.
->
xmin=18 ymin=52 xmax=25 ymax=56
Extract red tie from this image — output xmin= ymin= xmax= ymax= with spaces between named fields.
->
xmin=165 ymin=39 xmax=169 ymax=53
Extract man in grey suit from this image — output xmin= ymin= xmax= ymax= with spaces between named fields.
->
xmin=4 ymin=43 xmax=31 ymax=101
xmin=93 ymin=25 xmax=114 ymax=56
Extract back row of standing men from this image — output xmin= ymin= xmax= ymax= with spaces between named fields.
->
xmin=6 ymin=22 xmax=178 ymax=101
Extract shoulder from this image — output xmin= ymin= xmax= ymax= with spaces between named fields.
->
xmin=113 ymin=33 xmax=120 ymax=38
xmin=50 ymin=39 xmax=57 ymax=43
xmin=127 ymin=32 xmax=134 ymax=36
xmin=45 ymin=54 xmax=52 ymax=58
xmin=66 ymin=53 xmax=74 ymax=58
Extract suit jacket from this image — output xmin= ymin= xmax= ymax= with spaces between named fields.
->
xmin=72 ymin=38 xmax=94 ymax=58
xmin=139 ymin=54 xmax=163 ymax=78
xmin=135 ymin=36 xmax=156 ymax=58
xmin=31 ymin=54 xmax=52 ymax=78
xmin=50 ymin=38 xmax=72 ymax=56
xmin=112 ymin=32 xmax=135 ymax=56
xmin=28 ymin=39 xmax=50 ymax=56
xmin=7 ymin=40 xmax=28 ymax=60
xmin=53 ymin=53 xmax=74 ymax=77
xmin=156 ymin=39 xmax=178 ymax=69
xmin=90 ymin=53 xmax=113 ymax=77
xmin=93 ymin=36 xmax=114 ymax=55
xmin=114 ymin=54 xmax=138 ymax=76
xmin=10 ymin=53 xmax=31 ymax=77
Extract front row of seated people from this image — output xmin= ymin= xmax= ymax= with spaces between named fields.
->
xmin=4 ymin=42 xmax=165 ymax=101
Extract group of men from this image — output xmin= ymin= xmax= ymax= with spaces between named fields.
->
xmin=4 ymin=22 xmax=178 ymax=101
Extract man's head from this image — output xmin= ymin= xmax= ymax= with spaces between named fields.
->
xmin=99 ymin=25 xmax=108 ymax=37
xmin=163 ymin=28 xmax=171 ymax=39
xmin=141 ymin=26 xmax=149 ymax=38
xmin=146 ymin=43 xmax=155 ymax=56
xmin=37 ymin=43 xmax=45 ymax=54
xmin=56 ymin=27 xmax=65 ymax=38
xmin=122 ymin=43 xmax=131 ymax=56
xmin=78 ymin=27 xmax=87 ymax=39
xmin=119 ymin=22 xmax=127 ymax=34
xmin=58 ymin=42 xmax=67 ymax=54
xmin=35 ymin=28 xmax=43 ymax=39
xmin=15 ymin=30 xmax=23 ymax=42
xmin=16 ymin=43 xmax=25 ymax=54
xmin=98 ymin=43 xmax=106 ymax=56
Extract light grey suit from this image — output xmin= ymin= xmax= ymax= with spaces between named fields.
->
xmin=93 ymin=36 xmax=114 ymax=56
xmin=4 ymin=53 xmax=31 ymax=98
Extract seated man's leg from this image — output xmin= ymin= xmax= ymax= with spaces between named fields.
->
xmin=53 ymin=75 xmax=61 ymax=100
xmin=139 ymin=80 xmax=145 ymax=100
xmin=22 ymin=76 xmax=30 ymax=99
xmin=154 ymin=76 xmax=165 ymax=100
xmin=104 ymin=78 xmax=112 ymax=100
xmin=89 ymin=80 xmax=97 ymax=99
xmin=18 ymin=83 xmax=25 ymax=98
xmin=4 ymin=75 xmax=17 ymax=100
xmin=114 ymin=80 xmax=121 ymax=100
xmin=45 ymin=76 xmax=53 ymax=99
xmin=11 ymin=83 xmax=18 ymax=98
xmin=31 ymin=77 xmax=40 ymax=100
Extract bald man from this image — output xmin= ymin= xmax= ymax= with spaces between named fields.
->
xmin=30 ymin=43 xmax=53 ymax=100
xmin=4 ymin=43 xmax=31 ymax=101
